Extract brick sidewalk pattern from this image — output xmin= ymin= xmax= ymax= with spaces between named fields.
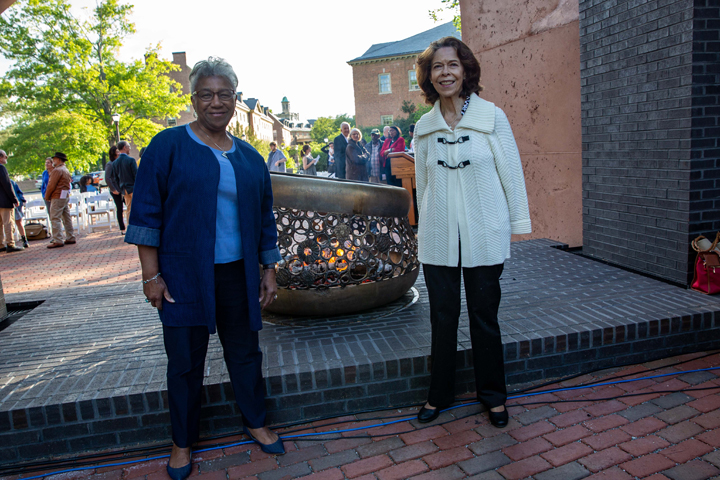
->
xmin=1 ymin=231 xmax=140 ymax=294
xmin=2 ymin=352 xmax=719 ymax=479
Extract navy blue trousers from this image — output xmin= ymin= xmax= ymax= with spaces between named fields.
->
xmin=423 ymin=262 xmax=507 ymax=409
xmin=163 ymin=260 xmax=266 ymax=448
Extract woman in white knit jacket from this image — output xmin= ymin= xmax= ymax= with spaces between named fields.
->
xmin=413 ymin=37 xmax=531 ymax=428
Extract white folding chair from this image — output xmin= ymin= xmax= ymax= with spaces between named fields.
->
xmin=85 ymin=195 xmax=114 ymax=232
xmin=23 ymin=199 xmax=50 ymax=227
xmin=96 ymin=192 xmax=116 ymax=221
xmin=68 ymin=195 xmax=86 ymax=232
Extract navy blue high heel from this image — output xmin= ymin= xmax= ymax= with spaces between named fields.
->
xmin=243 ymin=426 xmax=285 ymax=454
xmin=166 ymin=462 xmax=192 ymax=480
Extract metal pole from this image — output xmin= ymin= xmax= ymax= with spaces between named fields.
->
xmin=115 ymin=121 xmax=120 ymax=144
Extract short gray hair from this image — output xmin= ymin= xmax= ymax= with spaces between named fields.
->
xmin=189 ymin=57 xmax=239 ymax=93
xmin=117 ymin=141 xmax=130 ymax=151
xmin=349 ymin=128 xmax=363 ymax=140
xmin=0 ymin=150 xmax=6 ymax=157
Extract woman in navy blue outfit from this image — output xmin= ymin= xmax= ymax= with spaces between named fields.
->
xmin=125 ymin=57 xmax=284 ymax=480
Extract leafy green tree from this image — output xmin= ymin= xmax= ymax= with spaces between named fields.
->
xmin=0 ymin=0 xmax=189 ymax=173
xmin=231 ymin=125 xmax=270 ymax=160
xmin=429 ymin=0 xmax=461 ymax=30
xmin=310 ymin=117 xmax=339 ymax=144
xmin=3 ymin=111 xmax=107 ymax=175
xmin=333 ymin=114 xmax=355 ymax=130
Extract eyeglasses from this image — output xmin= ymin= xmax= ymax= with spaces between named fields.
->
xmin=192 ymin=89 xmax=236 ymax=102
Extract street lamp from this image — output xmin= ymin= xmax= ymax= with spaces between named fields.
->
xmin=111 ymin=113 xmax=120 ymax=144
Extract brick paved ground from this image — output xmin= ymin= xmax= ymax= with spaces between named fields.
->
xmin=3 ymin=238 xmax=720 ymax=477
xmin=1 ymin=230 xmax=140 ymax=294
xmin=2 ymin=351 xmax=719 ymax=479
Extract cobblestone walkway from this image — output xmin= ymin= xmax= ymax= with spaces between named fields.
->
xmin=1 ymin=230 xmax=140 ymax=294
xmin=3 ymin=352 xmax=719 ymax=480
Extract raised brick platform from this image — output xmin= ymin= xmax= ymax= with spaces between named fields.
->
xmin=2 ymin=239 xmax=720 ymax=464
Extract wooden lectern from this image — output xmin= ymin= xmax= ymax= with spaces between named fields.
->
xmin=388 ymin=152 xmax=417 ymax=226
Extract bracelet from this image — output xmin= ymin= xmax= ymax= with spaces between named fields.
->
xmin=263 ymin=263 xmax=277 ymax=270
xmin=143 ymin=272 xmax=161 ymax=284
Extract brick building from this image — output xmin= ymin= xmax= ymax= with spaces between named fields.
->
xmin=166 ymin=52 xmax=195 ymax=128
xmin=348 ymin=22 xmax=460 ymax=128
xmin=268 ymin=112 xmax=292 ymax=148
xmin=243 ymin=98 xmax=274 ymax=143
xmin=579 ymin=0 xmax=720 ymax=285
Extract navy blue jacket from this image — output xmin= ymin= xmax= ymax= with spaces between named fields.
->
xmin=12 ymin=180 xmax=25 ymax=205
xmin=0 ymin=165 xmax=17 ymax=209
xmin=124 ymin=126 xmax=281 ymax=333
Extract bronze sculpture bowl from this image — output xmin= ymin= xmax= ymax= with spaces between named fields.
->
xmin=266 ymin=173 xmax=419 ymax=316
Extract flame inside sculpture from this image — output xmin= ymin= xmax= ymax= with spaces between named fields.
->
xmin=275 ymin=209 xmax=417 ymax=290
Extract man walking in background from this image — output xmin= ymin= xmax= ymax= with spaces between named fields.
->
xmin=267 ymin=142 xmax=287 ymax=172
xmin=0 ymin=150 xmax=23 ymax=252
xmin=111 ymin=141 xmax=137 ymax=224
xmin=333 ymin=122 xmax=351 ymax=179
xmin=44 ymin=152 xmax=75 ymax=248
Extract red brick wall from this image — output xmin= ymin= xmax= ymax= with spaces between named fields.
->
xmin=169 ymin=52 xmax=195 ymax=127
xmin=352 ymin=57 xmax=425 ymax=128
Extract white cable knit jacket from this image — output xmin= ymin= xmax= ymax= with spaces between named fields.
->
xmin=414 ymin=94 xmax=531 ymax=268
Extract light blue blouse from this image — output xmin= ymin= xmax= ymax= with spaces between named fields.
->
xmin=186 ymin=125 xmax=242 ymax=264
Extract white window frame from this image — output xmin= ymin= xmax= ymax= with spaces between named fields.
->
xmin=381 ymin=115 xmax=393 ymax=126
xmin=378 ymin=73 xmax=391 ymax=94
xmin=408 ymin=70 xmax=420 ymax=91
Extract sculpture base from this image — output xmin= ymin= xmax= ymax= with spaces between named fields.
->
xmin=266 ymin=267 xmax=419 ymax=316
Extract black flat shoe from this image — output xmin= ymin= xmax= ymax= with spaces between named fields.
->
xmin=243 ymin=426 xmax=285 ymax=454
xmin=488 ymin=407 xmax=509 ymax=428
xmin=417 ymin=405 xmax=442 ymax=423
xmin=166 ymin=462 xmax=191 ymax=480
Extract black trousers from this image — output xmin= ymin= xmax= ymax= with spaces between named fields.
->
xmin=423 ymin=262 xmax=507 ymax=409
xmin=110 ymin=192 xmax=125 ymax=231
xmin=163 ymin=260 xmax=266 ymax=448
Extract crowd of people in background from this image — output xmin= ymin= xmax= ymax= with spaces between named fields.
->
xmin=264 ymin=121 xmax=416 ymax=186
xmin=0 ymin=140 xmax=138 ymax=253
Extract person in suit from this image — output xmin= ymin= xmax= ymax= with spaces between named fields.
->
xmin=110 ymin=140 xmax=137 ymax=225
xmin=125 ymin=57 xmax=284 ymax=480
xmin=0 ymin=150 xmax=23 ymax=253
xmin=332 ymin=122 xmax=351 ymax=179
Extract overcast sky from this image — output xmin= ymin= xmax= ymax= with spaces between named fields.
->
xmin=1 ymin=0 xmax=455 ymax=120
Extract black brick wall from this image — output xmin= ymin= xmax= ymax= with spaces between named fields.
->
xmin=580 ymin=0 xmax=720 ymax=285
xmin=689 ymin=0 xmax=720 ymax=281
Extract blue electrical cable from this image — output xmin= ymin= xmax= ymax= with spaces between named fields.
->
xmin=14 ymin=366 xmax=720 ymax=480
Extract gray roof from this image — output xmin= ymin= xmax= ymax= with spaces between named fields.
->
xmin=348 ymin=22 xmax=460 ymax=64
xmin=244 ymin=98 xmax=259 ymax=110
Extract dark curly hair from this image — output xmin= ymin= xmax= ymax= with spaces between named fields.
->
xmin=416 ymin=36 xmax=483 ymax=106
xmin=108 ymin=145 xmax=118 ymax=161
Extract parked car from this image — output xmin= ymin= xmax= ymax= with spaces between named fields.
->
xmin=71 ymin=174 xmax=83 ymax=189
xmin=91 ymin=170 xmax=106 ymax=187
xmin=35 ymin=176 xmax=43 ymax=190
